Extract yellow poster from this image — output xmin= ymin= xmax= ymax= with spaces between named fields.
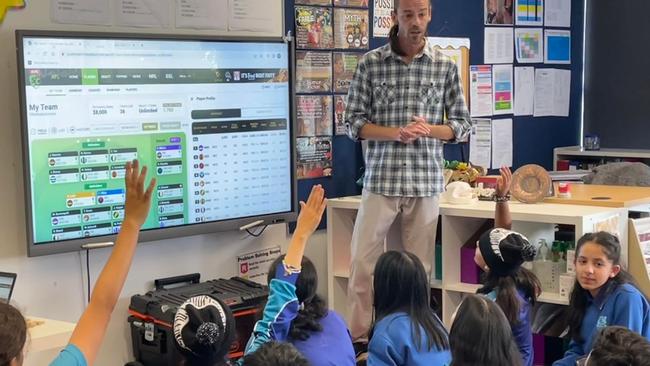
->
xmin=0 ymin=0 xmax=24 ymax=22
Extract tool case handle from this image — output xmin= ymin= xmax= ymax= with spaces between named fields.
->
xmin=154 ymin=273 xmax=200 ymax=290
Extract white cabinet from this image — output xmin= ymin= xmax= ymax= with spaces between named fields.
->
xmin=327 ymin=196 xmax=629 ymax=327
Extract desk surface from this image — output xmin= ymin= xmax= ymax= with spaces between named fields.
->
xmin=545 ymin=184 xmax=650 ymax=208
xmin=27 ymin=316 xmax=75 ymax=353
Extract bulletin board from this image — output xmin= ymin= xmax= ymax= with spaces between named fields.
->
xmin=286 ymin=0 xmax=586 ymax=225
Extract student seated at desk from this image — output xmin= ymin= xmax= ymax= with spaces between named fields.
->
xmin=0 ymin=160 xmax=155 ymax=366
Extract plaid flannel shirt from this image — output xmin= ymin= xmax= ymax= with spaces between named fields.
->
xmin=345 ymin=40 xmax=471 ymax=197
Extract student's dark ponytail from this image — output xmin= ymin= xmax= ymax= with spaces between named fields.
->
xmin=479 ymin=267 xmax=540 ymax=325
xmin=267 ymin=255 xmax=327 ymax=341
xmin=388 ymin=24 xmax=405 ymax=56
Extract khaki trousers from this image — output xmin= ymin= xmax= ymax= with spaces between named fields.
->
xmin=347 ymin=189 xmax=439 ymax=342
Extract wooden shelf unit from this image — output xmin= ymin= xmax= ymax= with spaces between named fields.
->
xmin=327 ymin=196 xmax=629 ymax=327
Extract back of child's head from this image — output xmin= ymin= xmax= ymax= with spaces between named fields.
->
xmin=449 ymin=294 xmax=522 ymax=366
xmin=588 ymin=326 xmax=650 ymax=366
xmin=267 ymin=255 xmax=327 ymax=341
xmin=372 ymin=250 xmax=448 ymax=352
xmin=0 ymin=302 xmax=26 ymax=366
xmin=477 ymin=228 xmax=540 ymax=325
xmin=241 ymin=341 xmax=309 ymax=366
xmin=173 ymin=295 xmax=236 ymax=366
xmin=478 ymin=228 xmax=536 ymax=276
xmin=568 ymin=231 xmax=639 ymax=342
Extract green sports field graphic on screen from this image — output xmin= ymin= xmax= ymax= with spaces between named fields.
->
xmin=30 ymin=133 xmax=187 ymax=243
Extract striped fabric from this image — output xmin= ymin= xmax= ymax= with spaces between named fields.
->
xmin=345 ymin=40 xmax=471 ymax=197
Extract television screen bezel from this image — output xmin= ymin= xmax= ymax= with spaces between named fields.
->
xmin=16 ymin=30 xmax=297 ymax=257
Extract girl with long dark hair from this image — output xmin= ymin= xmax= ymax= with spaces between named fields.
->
xmin=368 ymin=250 xmax=450 ymax=365
xmin=474 ymin=166 xmax=540 ymax=366
xmin=553 ymin=231 xmax=650 ymax=365
xmin=449 ymin=294 xmax=522 ymax=366
xmin=263 ymin=255 xmax=355 ymax=366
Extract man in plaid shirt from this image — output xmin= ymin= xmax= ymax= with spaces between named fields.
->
xmin=344 ymin=0 xmax=471 ymax=351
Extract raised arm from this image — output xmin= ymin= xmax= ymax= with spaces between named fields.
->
xmin=494 ymin=166 xmax=512 ymax=230
xmin=243 ymin=185 xmax=327 ymax=356
xmin=284 ymin=184 xmax=327 ymax=268
xmin=64 ymin=160 xmax=155 ymax=365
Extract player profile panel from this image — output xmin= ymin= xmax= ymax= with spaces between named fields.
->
xmin=189 ymin=118 xmax=291 ymax=223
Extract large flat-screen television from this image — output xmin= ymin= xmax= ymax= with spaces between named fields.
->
xmin=16 ymin=31 xmax=297 ymax=257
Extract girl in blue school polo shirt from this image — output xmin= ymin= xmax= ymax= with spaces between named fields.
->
xmin=553 ymin=231 xmax=650 ymax=366
xmin=367 ymin=251 xmax=451 ymax=366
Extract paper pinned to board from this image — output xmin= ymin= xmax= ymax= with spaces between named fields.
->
xmin=470 ymin=65 xmax=493 ymax=117
xmin=115 ymin=0 xmax=171 ymax=28
xmin=469 ymin=119 xmax=492 ymax=169
xmin=514 ymin=66 xmax=535 ymax=116
xmin=492 ymin=118 xmax=513 ymax=168
xmin=545 ymin=29 xmax=571 ymax=64
xmin=50 ymin=0 xmax=110 ymax=25
xmin=515 ymin=0 xmax=544 ymax=26
xmin=492 ymin=64 xmax=514 ymax=116
xmin=533 ymin=68 xmax=571 ymax=117
xmin=484 ymin=27 xmax=514 ymax=64
xmin=515 ymin=28 xmax=543 ymax=63
xmin=176 ymin=0 xmax=228 ymax=30
xmin=545 ymin=0 xmax=571 ymax=28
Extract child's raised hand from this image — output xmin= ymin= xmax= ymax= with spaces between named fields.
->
xmin=123 ymin=160 xmax=156 ymax=228
xmin=295 ymin=184 xmax=327 ymax=236
xmin=496 ymin=166 xmax=512 ymax=197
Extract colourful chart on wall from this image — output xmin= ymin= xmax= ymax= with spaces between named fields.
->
xmin=516 ymin=0 xmax=544 ymax=26
xmin=515 ymin=28 xmax=543 ymax=63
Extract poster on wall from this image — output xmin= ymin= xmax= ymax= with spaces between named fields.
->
xmin=296 ymin=0 xmax=332 ymax=5
xmin=297 ymin=136 xmax=333 ymax=179
xmin=492 ymin=64 xmax=514 ymax=115
xmin=334 ymin=95 xmax=348 ymax=135
xmin=334 ymin=0 xmax=368 ymax=7
xmin=515 ymin=0 xmax=543 ymax=26
xmin=372 ymin=0 xmax=393 ymax=38
xmin=296 ymin=6 xmax=334 ymax=49
xmin=485 ymin=0 xmax=514 ymax=25
xmin=333 ymin=8 xmax=369 ymax=49
xmin=470 ymin=65 xmax=493 ymax=117
xmin=428 ymin=37 xmax=470 ymax=106
xmin=237 ymin=246 xmax=282 ymax=285
xmin=297 ymin=95 xmax=333 ymax=137
xmin=333 ymin=52 xmax=361 ymax=93
xmin=515 ymin=28 xmax=543 ymax=63
xmin=296 ymin=51 xmax=333 ymax=93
